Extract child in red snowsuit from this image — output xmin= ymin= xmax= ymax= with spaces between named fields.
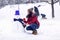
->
xmin=23 ymin=9 xmax=40 ymax=35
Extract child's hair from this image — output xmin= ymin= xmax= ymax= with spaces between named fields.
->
xmin=26 ymin=9 xmax=33 ymax=18
xmin=26 ymin=11 xmax=33 ymax=18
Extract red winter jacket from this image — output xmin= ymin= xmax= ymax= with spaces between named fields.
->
xmin=23 ymin=15 xmax=40 ymax=26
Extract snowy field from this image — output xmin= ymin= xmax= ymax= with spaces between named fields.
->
xmin=0 ymin=2 xmax=60 ymax=40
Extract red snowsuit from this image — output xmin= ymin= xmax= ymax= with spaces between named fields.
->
xmin=23 ymin=15 xmax=40 ymax=27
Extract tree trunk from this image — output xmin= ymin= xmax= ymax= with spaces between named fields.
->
xmin=51 ymin=0 xmax=54 ymax=18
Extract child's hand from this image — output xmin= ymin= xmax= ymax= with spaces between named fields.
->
xmin=23 ymin=18 xmax=26 ymax=21
xmin=26 ymin=23 xmax=28 ymax=25
xmin=26 ymin=23 xmax=29 ymax=26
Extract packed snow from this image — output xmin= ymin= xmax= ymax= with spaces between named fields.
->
xmin=0 ymin=2 xmax=60 ymax=40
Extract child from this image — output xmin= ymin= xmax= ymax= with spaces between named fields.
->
xmin=23 ymin=9 xmax=40 ymax=35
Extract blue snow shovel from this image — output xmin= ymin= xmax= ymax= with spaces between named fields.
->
xmin=14 ymin=10 xmax=20 ymax=31
xmin=15 ymin=10 xmax=20 ymax=15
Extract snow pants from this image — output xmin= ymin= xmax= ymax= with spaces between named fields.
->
xmin=26 ymin=23 xmax=39 ymax=31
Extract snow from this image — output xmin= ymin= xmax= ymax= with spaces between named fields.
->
xmin=0 ymin=2 xmax=60 ymax=40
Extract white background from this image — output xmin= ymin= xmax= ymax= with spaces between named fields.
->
xmin=0 ymin=2 xmax=60 ymax=40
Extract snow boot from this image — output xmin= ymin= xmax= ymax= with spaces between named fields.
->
xmin=32 ymin=30 xmax=37 ymax=35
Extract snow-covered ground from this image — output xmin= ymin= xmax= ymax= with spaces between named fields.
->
xmin=0 ymin=2 xmax=60 ymax=40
